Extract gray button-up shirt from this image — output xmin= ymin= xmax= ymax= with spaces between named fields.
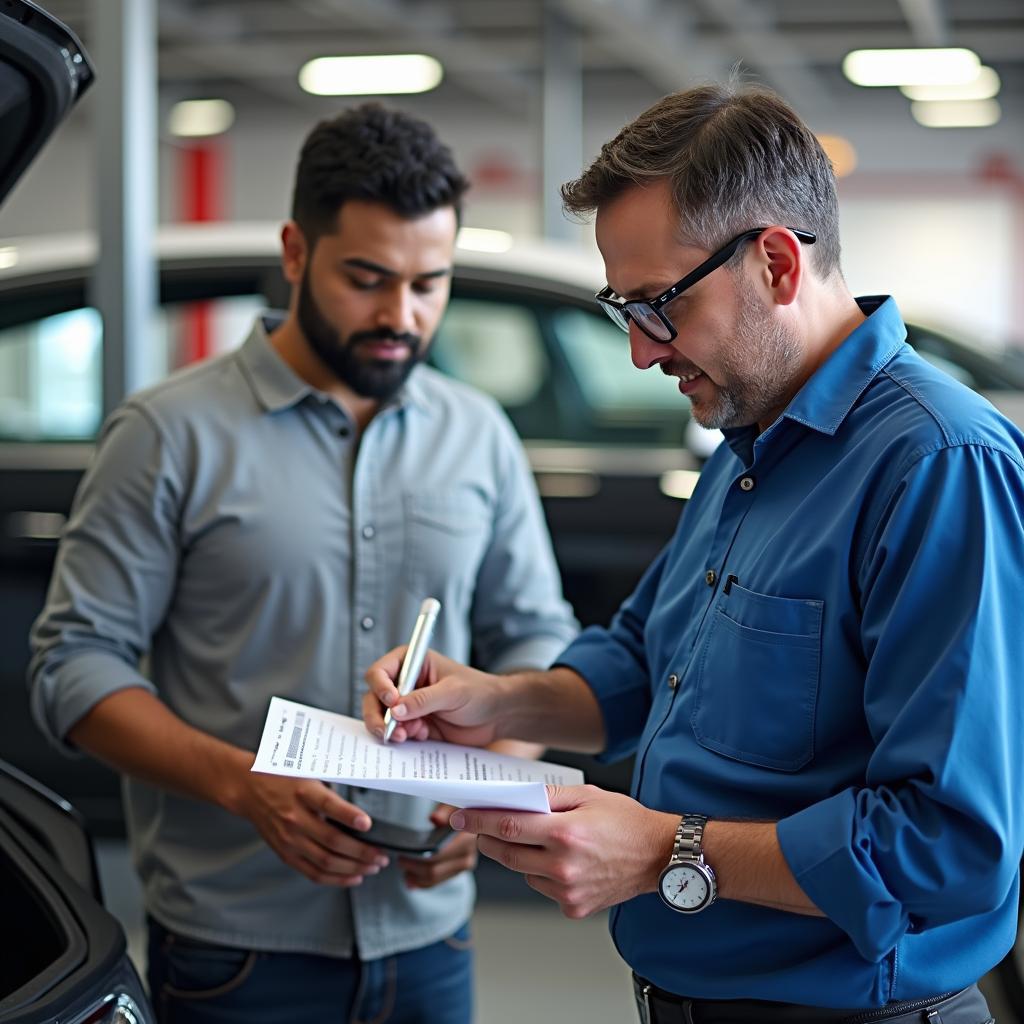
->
xmin=30 ymin=315 xmax=578 ymax=958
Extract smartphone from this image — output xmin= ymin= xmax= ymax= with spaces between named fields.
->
xmin=328 ymin=818 xmax=454 ymax=857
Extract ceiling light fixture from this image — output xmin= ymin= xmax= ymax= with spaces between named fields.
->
xmin=299 ymin=55 xmax=443 ymax=96
xmin=0 ymin=246 xmax=18 ymax=270
xmin=901 ymin=65 xmax=1001 ymax=101
xmin=843 ymin=48 xmax=980 ymax=87
xmin=168 ymin=99 xmax=236 ymax=138
xmin=910 ymin=99 xmax=1001 ymax=128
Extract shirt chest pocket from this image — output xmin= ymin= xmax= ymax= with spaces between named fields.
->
xmin=690 ymin=582 xmax=823 ymax=772
xmin=403 ymin=490 xmax=491 ymax=602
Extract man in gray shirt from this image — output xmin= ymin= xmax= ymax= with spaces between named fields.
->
xmin=29 ymin=103 xmax=577 ymax=1024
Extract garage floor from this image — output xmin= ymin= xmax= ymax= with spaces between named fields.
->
xmin=97 ymin=841 xmax=1014 ymax=1023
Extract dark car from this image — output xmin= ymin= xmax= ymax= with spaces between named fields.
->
xmin=0 ymin=2 xmax=157 ymax=1022
xmin=0 ymin=760 xmax=151 ymax=1024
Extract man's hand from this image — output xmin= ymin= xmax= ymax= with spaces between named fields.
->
xmin=363 ymin=646 xmax=504 ymax=747
xmin=234 ymin=771 xmax=390 ymax=887
xmin=398 ymin=803 xmax=478 ymax=889
xmin=450 ymin=785 xmax=678 ymax=919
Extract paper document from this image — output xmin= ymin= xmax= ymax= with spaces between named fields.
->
xmin=252 ymin=697 xmax=584 ymax=813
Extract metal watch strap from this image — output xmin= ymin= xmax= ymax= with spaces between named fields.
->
xmin=673 ymin=814 xmax=707 ymax=865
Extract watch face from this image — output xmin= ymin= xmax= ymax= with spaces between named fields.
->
xmin=659 ymin=864 xmax=711 ymax=912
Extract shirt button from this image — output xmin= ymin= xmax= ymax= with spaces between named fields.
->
xmin=338 ymin=424 xmax=351 ymax=438
xmin=739 ymin=476 xmax=755 ymax=492
xmin=360 ymin=616 xmax=375 ymax=631
xmin=667 ymin=674 xmax=679 ymax=690
xmin=361 ymin=525 xmax=376 ymax=540
xmin=705 ymin=569 xmax=716 ymax=587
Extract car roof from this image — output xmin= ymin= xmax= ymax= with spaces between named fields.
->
xmin=0 ymin=221 xmax=605 ymax=295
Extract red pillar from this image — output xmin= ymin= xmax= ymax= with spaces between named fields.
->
xmin=177 ymin=141 xmax=225 ymax=365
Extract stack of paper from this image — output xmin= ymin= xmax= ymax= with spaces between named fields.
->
xmin=252 ymin=696 xmax=584 ymax=813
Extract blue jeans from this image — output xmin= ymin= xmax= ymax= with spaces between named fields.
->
xmin=146 ymin=917 xmax=473 ymax=1024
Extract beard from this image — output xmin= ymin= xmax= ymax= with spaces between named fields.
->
xmin=673 ymin=278 xmax=803 ymax=431
xmin=297 ymin=270 xmax=426 ymax=400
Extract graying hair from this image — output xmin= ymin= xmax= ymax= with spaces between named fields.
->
xmin=561 ymin=81 xmax=842 ymax=279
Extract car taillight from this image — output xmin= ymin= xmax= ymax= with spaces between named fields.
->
xmin=76 ymin=993 xmax=146 ymax=1024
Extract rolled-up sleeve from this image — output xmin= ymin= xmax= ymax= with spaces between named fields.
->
xmin=28 ymin=403 xmax=183 ymax=749
xmin=469 ymin=414 xmax=579 ymax=674
xmin=778 ymin=442 xmax=1024 ymax=962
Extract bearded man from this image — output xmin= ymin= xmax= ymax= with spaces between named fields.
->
xmin=30 ymin=103 xmax=577 ymax=1024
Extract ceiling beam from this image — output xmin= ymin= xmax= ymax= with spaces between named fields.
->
xmin=555 ymin=0 xmax=730 ymax=95
xmin=689 ymin=0 xmax=835 ymax=116
xmin=896 ymin=0 xmax=950 ymax=47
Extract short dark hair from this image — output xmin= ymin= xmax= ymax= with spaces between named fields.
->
xmin=561 ymin=82 xmax=842 ymax=279
xmin=291 ymin=103 xmax=470 ymax=244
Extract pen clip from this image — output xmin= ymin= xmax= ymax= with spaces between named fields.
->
xmin=723 ymin=574 xmax=738 ymax=595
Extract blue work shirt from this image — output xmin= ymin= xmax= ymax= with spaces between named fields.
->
xmin=557 ymin=297 xmax=1024 ymax=1008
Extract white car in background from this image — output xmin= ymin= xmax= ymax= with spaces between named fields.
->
xmin=3 ymin=220 xmax=1024 ymax=1019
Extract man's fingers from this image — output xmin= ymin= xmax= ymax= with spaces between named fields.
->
xmin=301 ymin=783 xmax=371 ymax=831
xmin=398 ymin=831 xmax=477 ymax=888
xmin=431 ymin=803 xmax=457 ymax=827
xmin=450 ymin=807 xmax=548 ymax=845
xmin=389 ymin=676 xmax=466 ymax=724
xmin=476 ymin=834 xmax=550 ymax=876
xmin=292 ymin=847 xmax=371 ymax=886
xmin=364 ymin=646 xmax=408 ymax=704
xmin=544 ymin=783 xmax=588 ymax=813
xmin=362 ymin=690 xmax=388 ymax=735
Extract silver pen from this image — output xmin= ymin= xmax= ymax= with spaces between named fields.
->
xmin=382 ymin=598 xmax=441 ymax=742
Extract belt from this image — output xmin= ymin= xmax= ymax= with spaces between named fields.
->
xmin=632 ymin=976 xmax=993 ymax=1024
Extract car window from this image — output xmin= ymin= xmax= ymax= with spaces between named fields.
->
xmin=0 ymin=294 xmax=266 ymax=441
xmin=551 ymin=307 xmax=686 ymax=417
xmin=0 ymin=307 xmax=102 ymax=439
xmin=432 ymin=297 xmax=548 ymax=408
xmin=915 ymin=350 xmax=977 ymax=389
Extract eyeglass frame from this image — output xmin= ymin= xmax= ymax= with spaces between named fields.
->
xmin=595 ymin=226 xmax=817 ymax=344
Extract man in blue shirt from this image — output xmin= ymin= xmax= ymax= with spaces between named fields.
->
xmin=365 ymin=83 xmax=1024 ymax=1022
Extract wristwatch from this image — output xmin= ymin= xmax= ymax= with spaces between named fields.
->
xmin=657 ymin=814 xmax=717 ymax=913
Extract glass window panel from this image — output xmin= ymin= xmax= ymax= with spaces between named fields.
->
xmin=0 ymin=295 xmax=266 ymax=441
xmin=433 ymin=298 xmax=548 ymax=408
xmin=551 ymin=307 xmax=684 ymax=415
xmin=0 ymin=307 xmax=102 ymax=440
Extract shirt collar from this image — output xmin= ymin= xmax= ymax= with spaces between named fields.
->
xmin=236 ymin=312 xmax=429 ymax=415
xmin=236 ymin=313 xmax=315 ymax=413
xmin=780 ymin=295 xmax=906 ymax=437
xmin=721 ymin=296 xmax=906 ymax=462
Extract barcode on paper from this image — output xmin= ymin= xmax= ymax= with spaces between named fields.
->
xmin=284 ymin=711 xmax=306 ymax=768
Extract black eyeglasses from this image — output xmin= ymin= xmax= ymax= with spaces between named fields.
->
xmin=596 ymin=227 xmax=817 ymax=343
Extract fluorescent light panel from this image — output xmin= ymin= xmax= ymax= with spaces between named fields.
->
xmin=168 ymin=99 xmax=235 ymax=137
xmin=901 ymin=66 xmax=1000 ymax=101
xmin=299 ymin=55 xmax=443 ymax=96
xmin=843 ymin=48 xmax=980 ymax=87
xmin=911 ymin=99 xmax=1001 ymax=128
xmin=0 ymin=246 xmax=18 ymax=270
